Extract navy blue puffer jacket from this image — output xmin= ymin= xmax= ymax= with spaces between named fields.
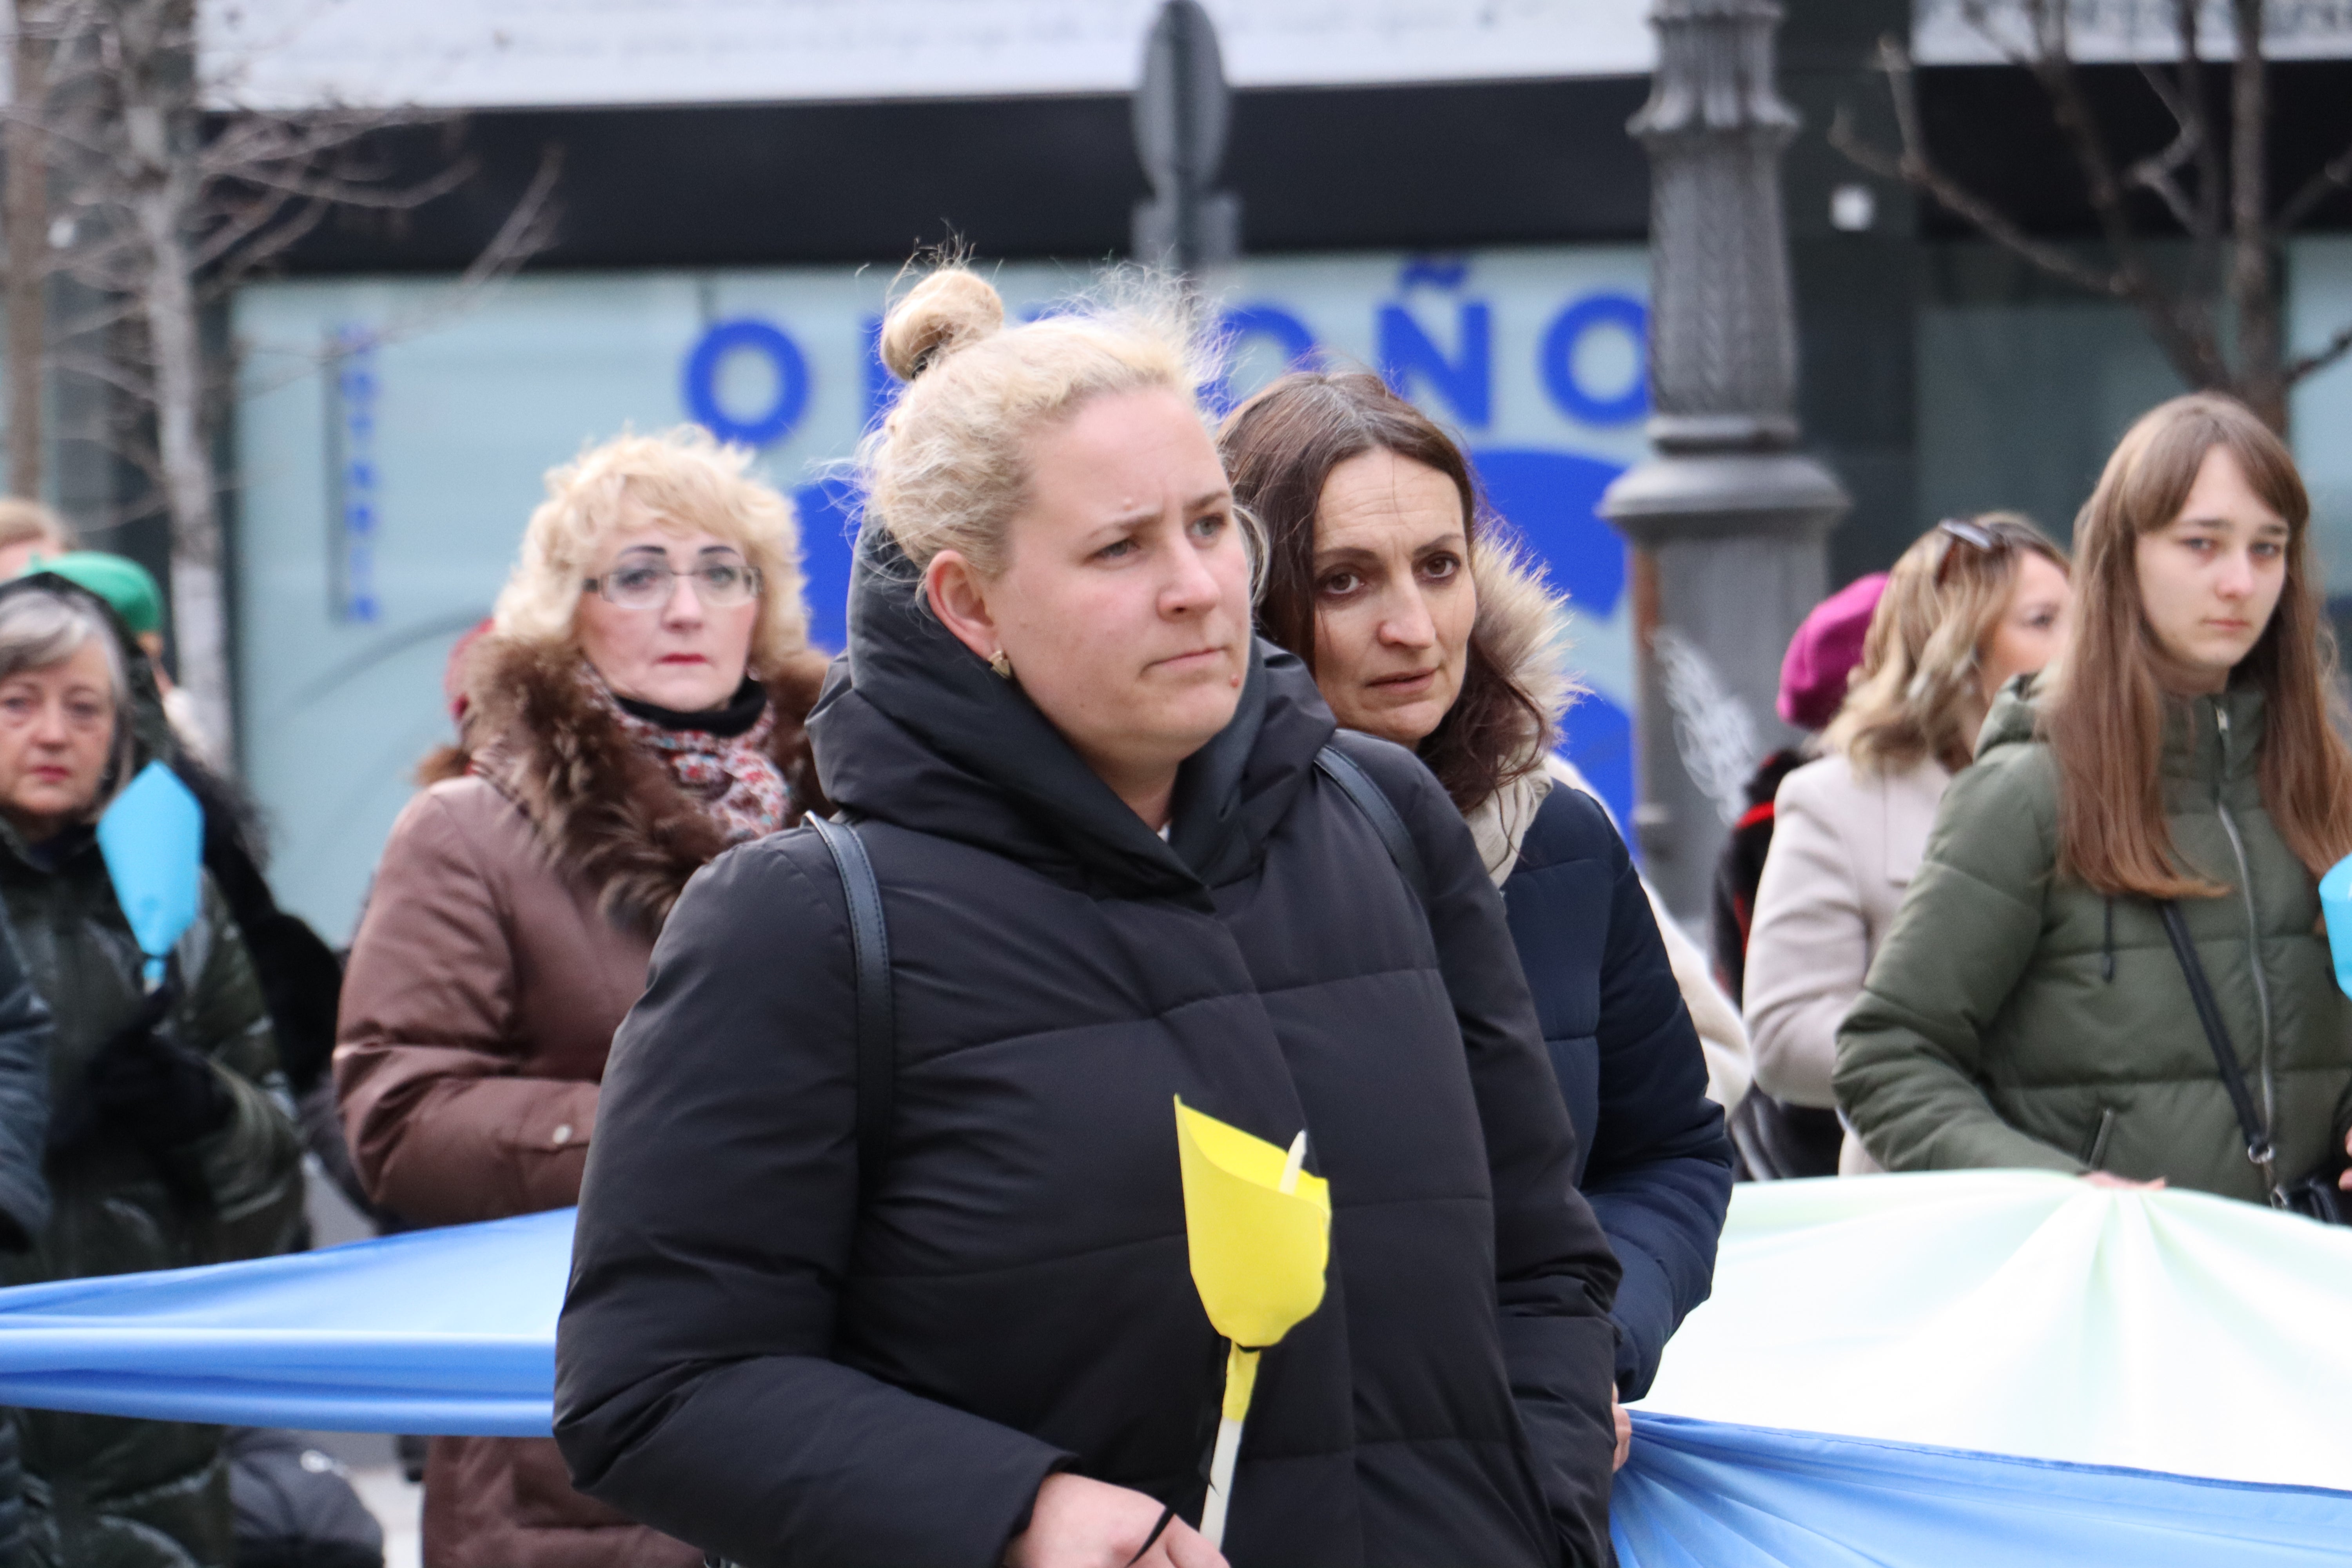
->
xmin=1501 ymin=782 xmax=1733 ymax=1397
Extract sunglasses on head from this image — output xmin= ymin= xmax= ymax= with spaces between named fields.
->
xmin=1935 ymin=517 xmax=2013 ymax=582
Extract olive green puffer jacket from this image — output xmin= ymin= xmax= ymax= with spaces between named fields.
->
xmin=0 ymin=580 xmax=303 ymax=1568
xmin=1835 ymin=680 xmax=2352 ymax=1203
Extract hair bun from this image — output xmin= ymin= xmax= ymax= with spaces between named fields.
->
xmin=880 ymin=268 xmax=1005 ymax=382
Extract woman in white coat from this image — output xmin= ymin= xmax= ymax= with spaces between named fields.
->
xmin=1742 ymin=514 xmax=2071 ymax=1172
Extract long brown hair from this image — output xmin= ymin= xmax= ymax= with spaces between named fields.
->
xmin=2045 ymin=393 xmax=2352 ymax=898
xmin=1219 ymin=370 xmax=1550 ymax=811
xmin=1828 ymin=512 xmax=2068 ymax=777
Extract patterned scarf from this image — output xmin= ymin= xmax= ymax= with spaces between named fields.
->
xmin=601 ymin=678 xmax=790 ymax=845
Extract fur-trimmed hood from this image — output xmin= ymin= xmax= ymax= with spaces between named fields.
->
xmin=423 ymin=635 xmax=830 ymax=933
xmin=1471 ymin=530 xmax=1584 ymax=764
xmin=1459 ymin=536 xmax=1587 ymax=878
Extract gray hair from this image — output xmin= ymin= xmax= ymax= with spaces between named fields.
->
xmin=0 ymin=588 xmax=134 ymax=808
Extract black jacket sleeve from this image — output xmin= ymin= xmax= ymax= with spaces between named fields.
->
xmin=1334 ymin=734 xmax=1622 ymax=1568
xmin=554 ymin=833 xmax=1069 ymax=1568
xmin=0 ymin=916 xmax=48 ymax=1249
xmin=1558 ymin=793 xmax=1733 ymax=1397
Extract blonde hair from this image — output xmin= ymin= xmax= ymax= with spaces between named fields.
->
xmin=1827 ymin=511 xmax=2068 ymax=775
xmin=492 ymin=426 xmax=812 ymax=673
xmin=0 ymin=499 xmax=71 ymax=556
xmin=858 ymin=264 xmax=1220 ymax=577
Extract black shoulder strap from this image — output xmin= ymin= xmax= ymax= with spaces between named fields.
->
xmin=2156 ymin=900 xmax=2278 ymax=1188
xmin=809 ymin=815 xmax=894 ymax=1200
xmin=1315 ymin=743 xmax=1429 ymax=907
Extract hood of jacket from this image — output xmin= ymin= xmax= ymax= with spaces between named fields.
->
xmin=1978 ymin=670 xmax=2268 ymax=796
xmin=809 ymin=530 xmax=1335 ymax=908
xmin=1976 ymin=673 xmax=2041 ymax=759
xmin=429 ymin=633 xmax=829 ymax=933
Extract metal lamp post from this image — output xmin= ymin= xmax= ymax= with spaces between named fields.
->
xmin=1601 ymin=0 xmax=1851 ymax=923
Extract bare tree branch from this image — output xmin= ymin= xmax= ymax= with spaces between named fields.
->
xmin=2285 ymin=322 xmax=2352 ymax=386
xmin=2276 ymin=135 xmax=2352 ymax=237
xmin=2175 ymin=0 xmax=2227 ymax=296
xmin=1829 ymin=38 xmax=2125 ymax=298
xmin=10 ymin=0 xmax=565 ymax=750
xmin=1835 ymin=17 xmax=2239 ymax=402
xmin=2226 ymin=0 xmax=2283 ymax=427
xmin=46 ymin=348 xmax=159 ymax=404
xmin=2125 ymin=3 xmax=2215 ymax=245
xmin=230 ymin=143 xmax=566 ymax=405
xmin=2016 ymin=0 xmax=2227 ymax=386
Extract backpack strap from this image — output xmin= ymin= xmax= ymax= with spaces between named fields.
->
xmin=809 ymin=815 xmax=895 ymax=1201
xmin=2156 ymin=899 xmax=2279 ymax=1196
xmin=1314 ymin=743 xmax=1429 ymax=908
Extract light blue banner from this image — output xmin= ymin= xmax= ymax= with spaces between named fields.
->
xmin=0 ymin=1182 xmax=2343 ymax=1562
xmin=0 ymin=1209 xmax=563 ymax=1434
xmin=1618 ymin=1413 xmax=2352 ymax=1568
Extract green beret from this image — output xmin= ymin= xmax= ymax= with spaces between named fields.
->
xmin=29 ymin=551 xmax=164 ymax=635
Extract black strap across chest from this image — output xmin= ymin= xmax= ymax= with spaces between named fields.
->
xmin=2156 ymin=900 xmax=2279 ymax=1189
xmin=1312 ymin=743 xmax=1429 ymax=907
xmin=808 ymin=813 xmax=895 ymax=1201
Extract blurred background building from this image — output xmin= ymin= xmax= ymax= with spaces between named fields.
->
xmin=5 ymin=0 xmax=2351 ymax=941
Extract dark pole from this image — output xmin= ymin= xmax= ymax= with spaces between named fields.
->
xmin=1601 ymin=0 xmax=1850 ymax=923
xmin=1132 ymin=0 xmax=1238 ymax=276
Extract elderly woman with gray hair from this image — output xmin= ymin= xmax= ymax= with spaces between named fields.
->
xmin=0 ymin=573 xmax=301 ymax=1568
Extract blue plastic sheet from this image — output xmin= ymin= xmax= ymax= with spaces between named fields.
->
xmin=1617 ymin=1412 xmax=2352 ymax=1567
xmin=0 ymin=1192 xmax=2342 ymax=1563
xmin=0 ymin=1208 xmax=568 ymax=1433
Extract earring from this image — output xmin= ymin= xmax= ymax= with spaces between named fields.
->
xmin=988 ymin=650 xmax=1013 ymax=680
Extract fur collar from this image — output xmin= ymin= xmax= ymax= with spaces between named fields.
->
xmin=1454 ymin=533 xmax=1588 ymax=874
xmin=420 ymin=635 xmax=831 ymax=934
xmin=1472 ymin=531 xmax=1584 ymax=774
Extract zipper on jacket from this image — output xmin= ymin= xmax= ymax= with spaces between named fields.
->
xmin=2083 ymin=1107 xmax=2117 ymax=1171
xmin=2212 ymin=706 xmax=2279 ymax=1134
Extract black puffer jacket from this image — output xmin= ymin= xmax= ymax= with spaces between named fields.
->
xmin=0 ymin=916 xmax=53 ymax=1568
xmin=0 ymin=576 xmax=303 ymax=1568
xmin=555 ymin=551 xmax=1623 ymax=1568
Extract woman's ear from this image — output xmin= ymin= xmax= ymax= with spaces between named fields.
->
xmin=924 ymin=550 xmax=1000 ymax=663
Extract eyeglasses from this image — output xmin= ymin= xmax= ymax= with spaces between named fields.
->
xmin=1935 ymin=517 xmax=2013 ymax=583
xmin=582 ymin=552 xmax=762 ymax=610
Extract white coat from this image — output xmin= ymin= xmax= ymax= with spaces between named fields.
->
xmin=1741 ymin=750 xmax=1950 ymax=1173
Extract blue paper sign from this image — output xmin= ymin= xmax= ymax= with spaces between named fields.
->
xmin=95 ymin=762 xmax=204 ymax=989
xmin=2321 ymin=853 xmax=2352 ymax=1000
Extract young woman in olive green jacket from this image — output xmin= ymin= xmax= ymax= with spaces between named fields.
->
xmin=1835 ymin=394 xmax=2352 ymax=1205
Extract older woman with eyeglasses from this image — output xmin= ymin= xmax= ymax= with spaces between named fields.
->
xmin=334 ymin=427 xmax=829 ymax=1568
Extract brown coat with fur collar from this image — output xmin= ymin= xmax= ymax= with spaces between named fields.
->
xmin=334 ymin=636 xmax=826 ymax=1568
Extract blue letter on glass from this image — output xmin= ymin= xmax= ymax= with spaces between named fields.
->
xmin=684 ymin=319 xmax=809 ymax=447
xmin=1378 ymin=301 xmax=1492 ymax=428
xmin=1541 ymin=294 xmax=1648 ymax=426
xmin=1207 ymin=303 xmax=1319 ymax=414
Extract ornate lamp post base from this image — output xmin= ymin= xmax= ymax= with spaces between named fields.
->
xmin=1606 ymin=453 xmax=1845 ymax=917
